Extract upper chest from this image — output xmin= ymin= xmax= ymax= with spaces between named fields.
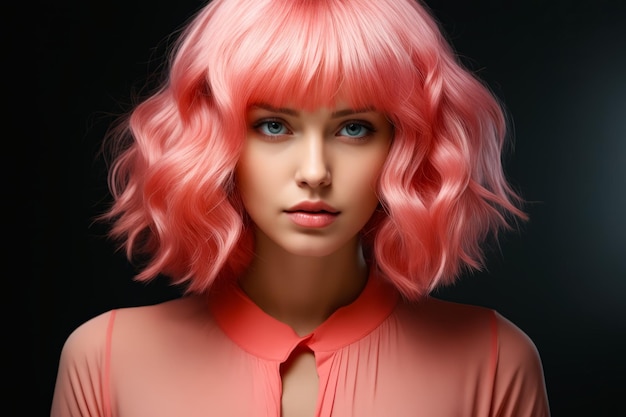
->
xmin=109 ymin=307 xmax=494 ymax=417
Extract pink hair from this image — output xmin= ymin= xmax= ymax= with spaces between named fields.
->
xmin=102 ymin=0 xmax=526 ymax=299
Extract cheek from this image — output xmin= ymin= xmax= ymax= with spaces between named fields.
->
xmin=234 ymin=155 xmax=257 ymax=208
xmin=236 ymin=150 xmax=282 ymax=215
xmin=347 ymin=152 xmax=387 ymax=197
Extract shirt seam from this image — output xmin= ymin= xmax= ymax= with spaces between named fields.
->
xmin=103 ymin=309 xmax=117 ymax=417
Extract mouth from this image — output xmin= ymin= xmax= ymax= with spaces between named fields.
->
xmin=285 ymin=201 xmax=340 ymax=214
xmin=284 ymin=201 xmax=340 ymax=228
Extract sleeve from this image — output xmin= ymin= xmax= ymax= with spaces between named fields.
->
xmin=490 ymin=311 xmax=551 ymax=417
xmin=50 ymin=310 xmax=116 ymax=417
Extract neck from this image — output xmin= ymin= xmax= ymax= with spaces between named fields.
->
xmin=239 ymin=237 xmax=369 ymax=336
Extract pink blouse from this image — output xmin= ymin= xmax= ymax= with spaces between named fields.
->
xmin=51 ymin=274 xmax=550 ymax=416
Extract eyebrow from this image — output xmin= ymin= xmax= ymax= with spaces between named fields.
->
xmin=251 ymin=103 xmax=374 ymax=118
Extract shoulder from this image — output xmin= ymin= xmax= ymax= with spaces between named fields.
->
xmin=58 ymin=297 xmax=215 ymax=384
xmin=104 ymin=296 xmax=217 ymax=355
xmin=402 ymin=297 xmax=550 ymax=416
xmin=395 ymin=296 xmax=496 ymax=341
xmin=389 ymin=297 xmax=550 ymax=416
xmin=51 ymin=297 xmax=210 ymax=416
xmin=490 ymin=310 xmax=543 ymax=372
xmin=490 ymin=311 xmax=550 ymax=415
xmin=112 ymin=295 xmax=209 ymax=328
xmin=394 ymin=296 xmax=545 ymax=377
xmin=399 ymin=296 xmax=531 ymax=339
xmin=420 ymin=299 xmax=545 ymax=380
xmin=58 ymin=309 xmax=115 ymax=368
xmin=51 ymin=310 xmax=116 ymax=417
xmin=60 ymin=296 xmax=208 ymax=362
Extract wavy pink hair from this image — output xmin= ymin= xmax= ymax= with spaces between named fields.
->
xmin=102 ymin=0 xmax=526 ymax=300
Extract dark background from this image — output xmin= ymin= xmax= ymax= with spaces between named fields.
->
xmin=32 ymin=0 xmax=625 ymax=416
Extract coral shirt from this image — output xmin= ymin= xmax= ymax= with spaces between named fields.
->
xmin=51 ymin=275 xmax=550 ymax=416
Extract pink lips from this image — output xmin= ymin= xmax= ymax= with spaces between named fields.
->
xmin=284 ymin=201 xmax=339 ymax=228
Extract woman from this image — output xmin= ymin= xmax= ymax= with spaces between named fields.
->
xmin=51 ymin=0 xmax=551 ymax=415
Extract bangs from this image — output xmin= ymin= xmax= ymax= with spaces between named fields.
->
xmin=210 ymin=0 xmax=419 ymax=113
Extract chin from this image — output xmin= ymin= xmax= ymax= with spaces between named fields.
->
xmin=288 ymin=246 xmax=343 ymax=258
xmin=278 ymin=234 xmax=360 ymax=259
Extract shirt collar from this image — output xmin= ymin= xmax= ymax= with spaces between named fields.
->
xmin=208 ymin=272 xmax=399 ymax=361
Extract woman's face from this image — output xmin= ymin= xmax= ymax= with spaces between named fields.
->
xmin=236 ymin=101 xmax=392 ymax=258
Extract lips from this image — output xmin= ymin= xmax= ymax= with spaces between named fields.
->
xmin=285 ymin=201 xmax=339 ymax=214
xmin=284 ymin=201 xmax=339 ymax=228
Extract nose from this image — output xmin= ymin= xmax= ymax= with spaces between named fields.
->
xmin=295 ymin=134 xmax=331 ymax=189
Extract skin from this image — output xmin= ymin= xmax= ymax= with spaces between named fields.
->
xmin=235 ymin=101 xmax=393 ymax=416
xmin=236 ymin=101 xmax=393 ymax=336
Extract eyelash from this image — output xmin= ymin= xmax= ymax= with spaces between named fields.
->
xmin=252 ymin=119 xmax=376 ymax=141
xmin=338 ymin=120 xmax=376 ymax=140
xmin=253 ymin=118 xmax=292 ymax=137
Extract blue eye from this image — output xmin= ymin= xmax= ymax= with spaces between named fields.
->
xmin=257 ymin=120 xmax=288 ymax=135
xmin=338 ymin=122 xmax=371 ymax=138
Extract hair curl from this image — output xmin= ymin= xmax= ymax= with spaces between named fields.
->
xmin=102 ymin=0 xmax=526 ymax=300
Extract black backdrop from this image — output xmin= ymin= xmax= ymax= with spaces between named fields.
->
xmin=32 ymin=1 xmax=625 ymax=416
